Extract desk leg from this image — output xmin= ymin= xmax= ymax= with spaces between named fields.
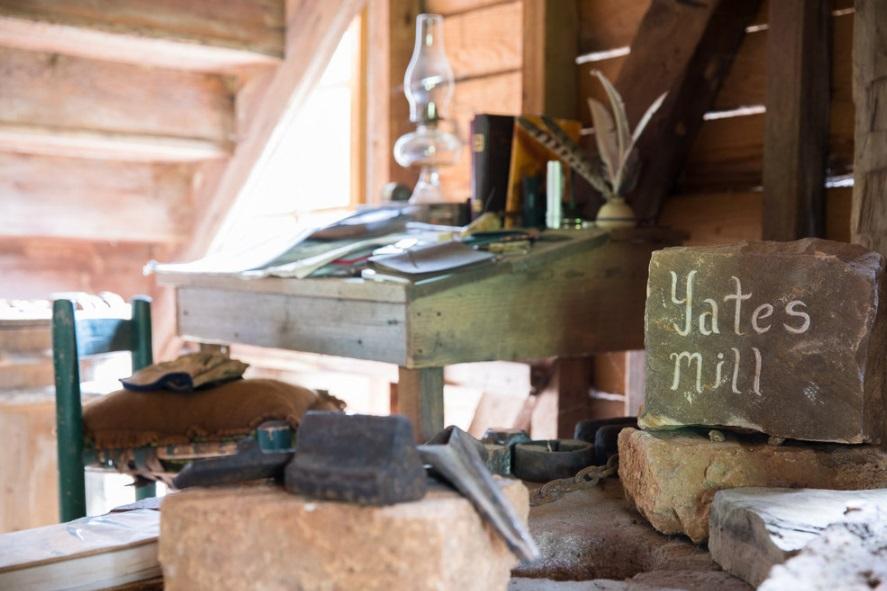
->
xmin=397 ymin=367 xmax=444 ymax=442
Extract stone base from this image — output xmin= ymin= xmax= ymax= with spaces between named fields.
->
xmin=709 ymin=488 xmax=887 ymax=587
xmin=159 ymin=479 xmax=528 ymax=591
xmin=618 ymin=428 xmax=887 ymax=542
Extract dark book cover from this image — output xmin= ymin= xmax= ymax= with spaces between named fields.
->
xmin=470 ymin=114 xmax=515 ymax=214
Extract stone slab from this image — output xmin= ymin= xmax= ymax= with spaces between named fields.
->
xmin=159 ymin=479 xmax=528 ymax=591
xmin=709 ymin=487 xmax=887 ymax=587
xmin=640 ymin=239 xmax=887 ymax=443
xmin=759 ymin=506 xmax=887 ymax=591
xmin=618 ymin=428 xmax=887 ymax=542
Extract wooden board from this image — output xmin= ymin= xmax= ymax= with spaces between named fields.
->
xmin=576 ymin=0 xmax=852 ymax=55
xmin=445 ymin=1 xmax=521 ymax=81
xmin=425 ymin=0 xmax=505 ymax=16
xmin=0 ymin=238 xmax=162 ymax=300
xmin=659 ymin=187 xmax=851 ymax=245
xmin=851 ymin=0 xmax=887 ymax=256
xmin=761 ymin=0 xmax=831 ymax=240
xmin=0 ymin=154 xmax=193 ymax=243
xmin=522 ymin=0 xmax=578 ymax=119
xmin=0 ymin=48 xmax=235 ymax=158
xmin=0 ymin=0 xmax=284 ymax=71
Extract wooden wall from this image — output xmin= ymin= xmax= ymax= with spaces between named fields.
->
xmin=428 ymin=0 xmax=523 ymax=201
xmin=577 ymin=0 xmax=854 ymax=244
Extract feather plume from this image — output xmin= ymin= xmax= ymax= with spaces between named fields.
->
xmin=591 ymin=70 xmax=631 ymax=159
xmin=517 ymin=117 xmax=609 ymax=195
xmin=587 ymin=97 xmax=619 ymax=181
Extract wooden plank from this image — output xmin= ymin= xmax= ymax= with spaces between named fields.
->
xmin=445 ymin=1 xmax=521 ymax=81
xmin=578 ymin=11 xmax=853 ymax=117
xmin=614 ymin=0 xmax=762 ymax=222
xmin=522 ymin=0 xmax=578 ymax=118
xmin=659 ymin=187 xmax=852 ymax=245
xmin=397 ymin=366 xmax=444 ymax=442
xmin=681 ymin=105 xmax=853 ymax=193
xmin=553 ymin=358 xmax=593 ymax=439
xmin=0 ymin=154 xmax=193 ymax=243
xmin=0 ymin=0 xmax=283 ymax=71
xmin=176 ymin=287 xmax=409 ymax=365
xmin=0 ymin=238 xmax=162 ymax=300
xmin=576 ymin=0 xmax=851 ymax=55
xmin=762 ymin=0 xmax=831 ymax=240
xmin=440 ymin=70 xmax=522 ymax=199
xmin=852 ymin=0 xmax=887 ymax=256
xmin=0 ymin=48 xmax=234 ymax=157
xmin=365 ymin=0 xmax=420 ymax=202
xmin=406 ymin=233 xmax=671 ymax=367
xmin=425 ymin=0 xmax=505 ymax=16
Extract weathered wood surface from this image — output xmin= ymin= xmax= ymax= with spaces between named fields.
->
xmin=576 ymin=0 xmax=852 ymax=55
xmin=0 ymin=390 xmax=58 ymax=532
xmin=167 ymin=229 xmax=680 ymax=368
xmin=0 ymin=238 xmax=161 ymax=301
xmin=397 ymin=366 xmax=444 ymax=441
xmin=0 ymin=154 xmax=192 ymax=243
xmin=445 ymin=1 xmax=520 ymax=81
xmin=521 ymin=0 xmax=578 ymax=119
xmin=425 ymin=0 xmax=504 ymax=16
xmin=579 ymin=9 xmax=853 ymax=195
xmin=614 ymin=0 xmax=761 ymax=222
xmin=852 ymin=0 xmax=887 ymax=257
xmin=762 ymin=0 xmax=830 ymax=240
xmin=0 ymin=48 xmax=234 ymax=159
xmin=0 ymin=0 xmax=284 ymax=71
xmin=660 ymin=188 xmax=852 ymax=246
xmin=176 ymin=288 xmax=409 ymax=365
xmin=710 ymin=487 xmax=887 ymax=588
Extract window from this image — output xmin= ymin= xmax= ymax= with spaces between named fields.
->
xmin=210 ymin=18 xmax=363 ymax=254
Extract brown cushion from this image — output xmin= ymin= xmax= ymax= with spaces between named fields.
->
xmin=83 ymin=378 xmax=342 ymax=450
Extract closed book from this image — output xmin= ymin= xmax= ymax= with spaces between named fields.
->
xmin=470 ymin=114 xmax=515 ymax=214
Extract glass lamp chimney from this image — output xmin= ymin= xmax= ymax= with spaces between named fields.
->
xmin=404 ymin=14 xmax=454 ymax=124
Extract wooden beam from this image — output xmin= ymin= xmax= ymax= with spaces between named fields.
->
xmin=396 ymin=366 xmax=444 ymax=442
xmin=0 ymin=154 xmax=192 ymax=244
xmin=852 ymin=0 xmax=887 ymax=256
xmin=0 ymin=0 xmax=284 ymax=71
xmin=521 ymin=0 xmax=578 ymax=119
xmin=0 ymin=48 xmax=235 ymax=159
xmin=615 ymin=0 xmax=762 ymax=222
xmin=365 ymin=0 xmax=420 ymax=203
xmin=761 ymin=0 xmax=830 ymax=240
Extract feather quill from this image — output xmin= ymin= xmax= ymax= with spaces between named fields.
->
xmin=587 ymin=97 xmax=619 ymax=182
xmin=517 ymin=117 xmax=609 ymax=195
xmin=591 ymin=70 xmax=631 ymax=160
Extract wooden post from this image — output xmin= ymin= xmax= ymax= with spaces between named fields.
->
xmin=521 ymin=0 xmax=579 ymax=119
xmin=397 ymin=366 xmax=444 ymax=442
xmin=616 ymin=0 xmax=761 ymax=223
xmin=762 ymin=0 xmax=830 ymax=240
xmin=365 ymin=0 xmax=420 ymax=202
xmin=852 ymin=0 xmax=887 ymax=255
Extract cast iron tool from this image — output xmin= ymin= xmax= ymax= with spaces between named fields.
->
xmin=419 ymin=426 xmax=540 ymax=562
xmin=284 ymin=412 xmax=428 ymax=506
xmin=512 ymin=439 xmax=595 ymax=482
xmin=480 ymin=428 xmax=531 ymax=476
xmin=172 ymin=420 xmax=295 ymax=489
xmin=574 ymin=417 xmax=638 ymax=465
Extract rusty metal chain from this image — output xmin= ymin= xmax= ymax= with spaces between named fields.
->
xmin=529 ymin=454 xmax=619 ymax=506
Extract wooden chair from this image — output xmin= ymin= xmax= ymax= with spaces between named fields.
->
xmin=52 ymin=296 xmax=155 ymax=522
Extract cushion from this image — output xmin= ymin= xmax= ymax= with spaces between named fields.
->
xmin=83 ymin=378 xmax=343 ymax=450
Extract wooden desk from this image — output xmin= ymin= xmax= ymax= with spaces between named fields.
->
xmin=158 ymin=228 xmax=681 ymax=440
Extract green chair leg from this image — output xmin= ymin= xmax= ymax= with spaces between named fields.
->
xmin=136 ymin=482 xmax=157 ymax=501
xmin=52 ymin=300 xmax=87 ymax=522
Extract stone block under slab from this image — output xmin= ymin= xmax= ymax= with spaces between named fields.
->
xmin=709 ymin=487 xmax=887 ymax=587
xmin=159 ymin=479 xmax=528 ymax=591
xmin=618 ymin=428 xmax=887 ymax=542
xmin=641 ymin=239 xmax=887 ymax=444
